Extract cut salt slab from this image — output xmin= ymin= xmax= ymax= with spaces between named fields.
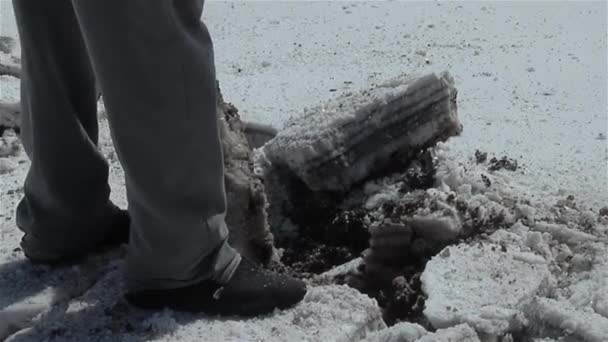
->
xmin=420 ymin=242 xmax=551 ymax=336
xmin=5 ymin=265 xmax=386 ymax=342
xmin=263 ymin=72 xmax=461 ymax=192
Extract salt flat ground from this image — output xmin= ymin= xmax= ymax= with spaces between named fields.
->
xmin=0 ymin=1 xmax=607 ymax=341
xmin=1 ymin=1 xmax=606 ymax=206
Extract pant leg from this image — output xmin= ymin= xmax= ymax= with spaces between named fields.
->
xmin=71 ymin=0 xmax=240 ymax=291
xmin=12 ymin=0 xmax=116 ymax=260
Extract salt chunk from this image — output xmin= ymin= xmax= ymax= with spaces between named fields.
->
xmin=421 ymin=242 xmax=551 ymax=336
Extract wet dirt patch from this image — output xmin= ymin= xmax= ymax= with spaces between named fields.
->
xmin=278 ymin=209 xmax=370 ymax=277
xmin=273 ymin=154 xmax=442 ymax=327
xmin=276 ymin=211 xmax=432 ymax=327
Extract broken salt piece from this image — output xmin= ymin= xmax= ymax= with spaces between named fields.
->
xmin=421 ymin=242 xmax=551 ymax=336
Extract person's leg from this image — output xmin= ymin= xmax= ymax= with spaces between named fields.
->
xmin=12 ymin=0 xmax=128 ymax=262
xmin=70 ymin=0 xmax=239 ymax=291
xmin=71 ymin=0 xmax=306 ymax=315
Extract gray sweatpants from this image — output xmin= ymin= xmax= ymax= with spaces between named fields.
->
xmin=12 ymin=0 xmax=240 ymax=291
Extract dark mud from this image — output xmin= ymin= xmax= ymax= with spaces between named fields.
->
xmin=360 ymin=271 xmax=429 ymax=327
xmin=279 ymin=209 xmax=370 ymax=277
xmin=274 ymin=153 xmax=438 ymax=327
xmin=276 ymin=205 xmax=432 ymax=327
xmin=474 ymin=150 xmax=519 ymax=172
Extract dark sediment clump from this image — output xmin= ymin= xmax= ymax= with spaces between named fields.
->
xmin=278 ymin=206 xmax=371 ymax=277
xmin=475 ymin=149 xmax=488 ymax=164
xmin=399 ymin=150 xmax=436 ymax=192
xmin=474 ymin=151 xmax=518 ymax=172
xmin=347 ymin=225 xmax=433 ymax=326
xmin=376 ymin=272 xmax=429 ymax=327
xmin=488 ymin=156 xmax=518 ymax=172
xmin=280 ymin=241 xmax=357 ymax=277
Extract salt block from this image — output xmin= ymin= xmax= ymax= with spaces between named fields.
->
xmin=263 ymin=72 xmax=461 ymax=192
xmin=409 ymin=214 xmax=461 ymax=242
xmin=524 ymin=297 xmax=608 ymax=342
xmin=369 ymin=221 xmax=413 ymax=248
xmin=420 ymin=242 xmax=551 ymax=336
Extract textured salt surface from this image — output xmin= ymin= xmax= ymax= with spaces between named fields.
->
xmin=4 ymin=266 xmax=385 ymax=342
xmin=422 ymin=242 xmax=551 ymax=335
xmin=364 ymin=323 xmax=480 ymax=342
xmin=1 ymin=1 xmax=606 ymax=341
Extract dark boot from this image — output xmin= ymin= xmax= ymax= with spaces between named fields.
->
xmin=126 ymin=258 xmax=307 ymax=316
